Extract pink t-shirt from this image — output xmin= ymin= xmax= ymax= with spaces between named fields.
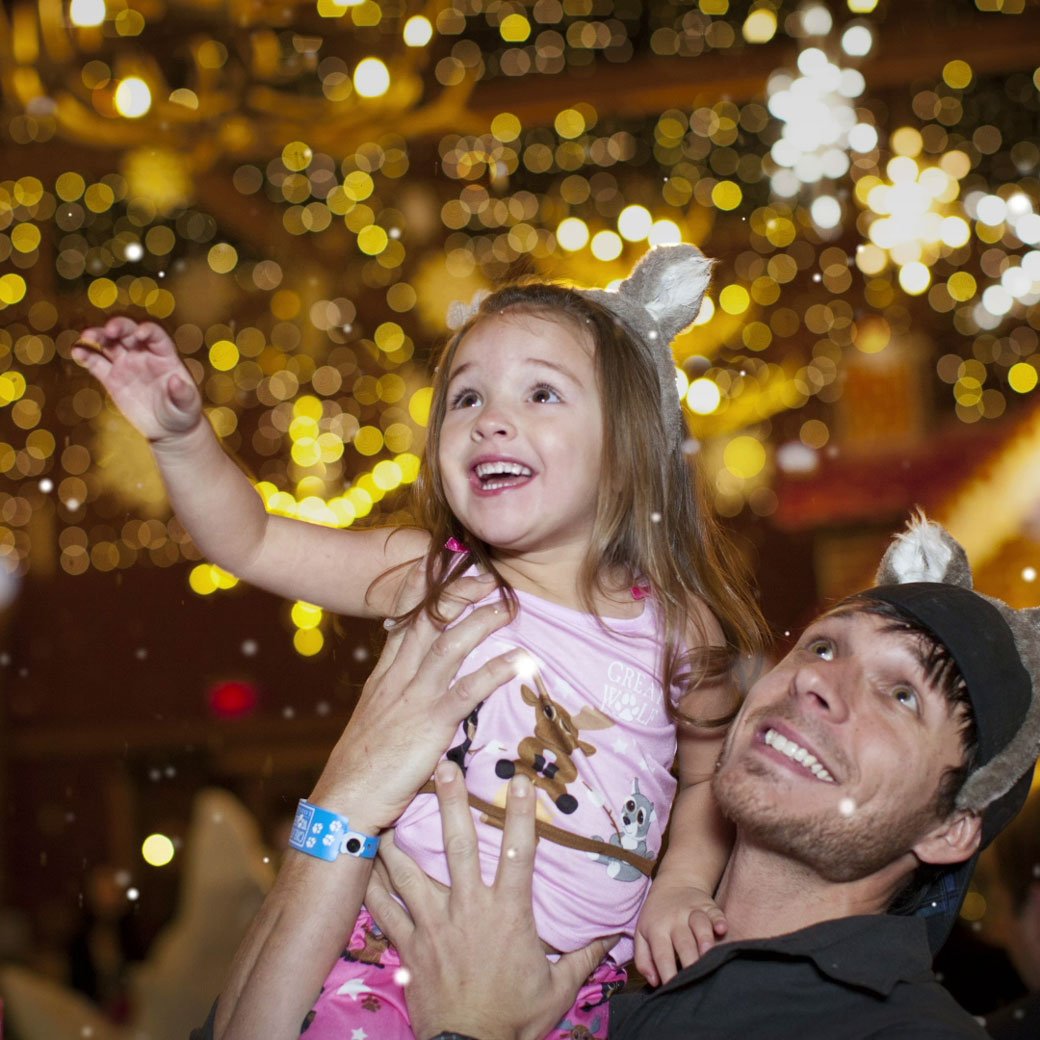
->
xmin=393 ymin=586 xmax=679 ymax=964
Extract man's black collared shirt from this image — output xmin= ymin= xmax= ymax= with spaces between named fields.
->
xmin=609 ymin=914 xmax=986 ymax=1039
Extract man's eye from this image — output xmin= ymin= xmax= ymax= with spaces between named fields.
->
xmin=808 ymin=639 xmax=833 ymax=660
xmin=893 ymin=687 xmax=920 ymax=713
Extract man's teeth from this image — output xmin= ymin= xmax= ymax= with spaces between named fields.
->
xmin=474 ymin=461 xmax=532 ymax=488
xmin=764 ymin=729 xmax=835 ymax=783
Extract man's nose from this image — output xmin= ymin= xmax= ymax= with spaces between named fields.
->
xmin=792 ymin=661 xmax=851 ymax=723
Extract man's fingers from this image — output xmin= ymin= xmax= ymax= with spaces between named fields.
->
xmin=378 ymin=832 xmax=439 ymax=929
xmin=493 ymin=774 xmax=536 ymax=896
xmin=552 ymin=938 xmax=615 ymax=1006
xmin=441 ymin=645 xmax=527 ymax=728
xmin=365 ymin=861 xmax=416 ymax=949
xmin=434 ymin=762 xmax=484 ymax=894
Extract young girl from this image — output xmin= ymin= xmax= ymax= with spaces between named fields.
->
xmin=75 ymin=244 xmax=768 ymax=1039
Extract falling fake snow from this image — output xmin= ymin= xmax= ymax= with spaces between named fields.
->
xmin=838 ymin=798 xmax=856 ymax=817
xmin=393 ymin=967 xmax=411 ymax=987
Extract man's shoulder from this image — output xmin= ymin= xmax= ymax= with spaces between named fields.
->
xmin=609 ymin=915 xmax=987 ymax=1040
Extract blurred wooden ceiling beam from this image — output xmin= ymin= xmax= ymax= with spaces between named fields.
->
xmin=468 ymin=10 xmax=1040 ymax=125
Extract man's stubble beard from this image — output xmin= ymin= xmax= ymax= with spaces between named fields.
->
xmin=711 ymin=754 xmax=935 ymax=885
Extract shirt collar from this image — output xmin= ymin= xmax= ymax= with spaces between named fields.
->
xmin=660 ymin=914 xmax=935 ymax=998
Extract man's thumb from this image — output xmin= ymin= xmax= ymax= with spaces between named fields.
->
xmin=554 ymin=936 xmax=618 ymax=994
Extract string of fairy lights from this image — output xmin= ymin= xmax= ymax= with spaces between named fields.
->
xmin=1 ymin=0 xmax=1039 ymax=656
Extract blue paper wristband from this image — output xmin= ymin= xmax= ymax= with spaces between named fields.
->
xmin=288 ymin=799 xmax=380 ymax=861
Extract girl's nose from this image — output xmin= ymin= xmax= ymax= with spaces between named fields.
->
xmin=471 ymin=405 xmax=515 ymax=440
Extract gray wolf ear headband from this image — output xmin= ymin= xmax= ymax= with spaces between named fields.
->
xmin=447 ymin=244 xmax=713 ymax=449
xmin=860 ymin=514 xmax=1040 ymax=950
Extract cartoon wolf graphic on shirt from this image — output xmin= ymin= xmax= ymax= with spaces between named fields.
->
xmin=588 ymin=779 xmax=657 ymax=882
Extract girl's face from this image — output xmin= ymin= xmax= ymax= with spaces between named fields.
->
xmin=437 ymin=310 xmax=605 ymax=561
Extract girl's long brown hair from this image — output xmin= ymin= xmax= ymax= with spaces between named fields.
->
xmin=389 ymin=281 xmax=770 ymax=725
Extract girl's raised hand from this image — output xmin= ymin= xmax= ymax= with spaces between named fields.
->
xmin=72 ymin=317 xmax=201 ymax=441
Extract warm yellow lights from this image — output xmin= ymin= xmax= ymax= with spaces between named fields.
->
xmin=554 ymin=108 xmax=586 ymax=140
xmin=114 ymin=77 xmax=152 ymax=118
xmin=353 ymin=57 xmax=390 ymax=98
xmin=617 ymin=205 xmax=653 ymax=241
xmin=207 ymin=242 xmax=238 ymax=274
xmin=711 ymin=181 xmax=743 ymax=211
xmin=649 ymin=220 xmax=682 ymax=246
xmin=294 ymin=628 xmax=324 ymax=656
xmin=70 ymin=0 xmax=106 ymax=27
xmin=142 ymin=833 xmax=175 ymax=867
xmin=557 ymin=217 xmax=590 ymax=251
xmin=189 ymin=564 xmax=239 ymax=596
xmin=943 ymin=60 xmax=973 ymax=90
xmin=403 ymin=15 xmax=433 ymax=47
xmin=500 ymin=13 xmax=532 ymax=42
xmin=898 ymin=262 xmax=931 ymax=296
xmin=291 ymin=601 xmax=323 ymax=629
xmin=0 ymin=274 xmax=27 ymax=306
xmin=1009 ymin=363 xmax=1039 ymax=394
xmin=742 ymin=9 xmax=777 ymax=43
xmin=490 ymin=112 xmax=521 ymax=142
xmin=686 ymin=378 xmax=721 ymax=415
xmin=724 ymin=436 xmax=766 ymax=479
xmin=719 ymin=284 xmax=750 ymax=314
xmin=209 ymin=340 xmax=239 ymax=372
xmin=590 ymin=229 xmax=622 ymax=261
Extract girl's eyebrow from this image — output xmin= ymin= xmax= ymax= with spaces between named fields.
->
xmin=446 ymin=356 xmax=582 ymax=383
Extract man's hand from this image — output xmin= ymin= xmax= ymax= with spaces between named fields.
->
xmin=633 ymin=875 xmax=727 ymax=987
xmin=308 ymin=570 xmax=518 ymax=834
xmin=367 ymin=762 xmax=613 ymax=1040
xmin=73 ymin=317 xmax=202 ymax=441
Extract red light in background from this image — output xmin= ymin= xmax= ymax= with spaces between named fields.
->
xmin=209 ymin=680 xmax=258 ymax=719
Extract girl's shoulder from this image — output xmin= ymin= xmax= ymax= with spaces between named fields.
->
xmin=681 ymin=592 xmax=727 ymax=651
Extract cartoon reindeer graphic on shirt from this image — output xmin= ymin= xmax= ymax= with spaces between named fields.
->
xmin=495 ymin=671 xmax=613 ymax=814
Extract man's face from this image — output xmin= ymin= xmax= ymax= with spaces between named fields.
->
xmin=713 ymin=609 xmax=970 ymax=883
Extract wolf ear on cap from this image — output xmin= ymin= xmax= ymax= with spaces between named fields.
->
xmin=875 ymin=511 xmax=973 ymax=590
xmin=619 ymin=245 xmax=713 ymax=344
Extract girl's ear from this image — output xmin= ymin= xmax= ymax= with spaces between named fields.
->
xmin=912 ymin=810 xmax=982 ymax=868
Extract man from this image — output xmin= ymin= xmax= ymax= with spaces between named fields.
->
xmin=364 ymin=517 xmax=1040 ymax=1039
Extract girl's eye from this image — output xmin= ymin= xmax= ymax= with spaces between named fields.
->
xmin=530 ymin=384 xmax=561 ymax=404
xmin=893 ymin=687 xmax=920 ymax=713
xmin=808 ymin=639 xmax=833 ymax=661
xmin=449 ymin=389 xmax=481 ymax=409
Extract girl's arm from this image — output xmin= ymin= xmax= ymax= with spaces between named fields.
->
xmin=216 ymin=572 xmax=517 ymax=1040
xmin=633 ymin=606 xmax=736 ymax=987
xmin=74 ymin=318 xmax=428 ymax=617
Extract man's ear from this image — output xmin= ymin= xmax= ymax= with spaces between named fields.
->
xmin=912 ymin=810 xmax=982 ymax=867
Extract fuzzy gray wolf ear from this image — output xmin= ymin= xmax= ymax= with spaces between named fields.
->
xmin=874 ymin=511 xmax=973 ymax=590
xmin=958 ymin=601 xmax=1040 ymax=816
xmin=582 ymin=244 xmax=713 ymax=448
